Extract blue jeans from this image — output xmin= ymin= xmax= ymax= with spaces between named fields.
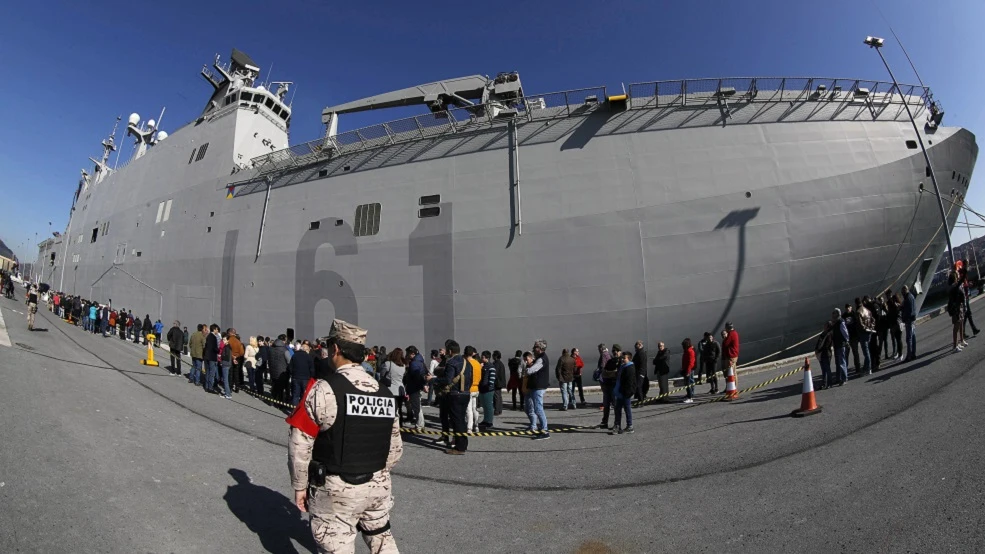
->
xmin=245 ymin=362 xmax=256 ymax=392
xmin=819 ymin=354 xmax=832 ymax=387
xmin=82 ymin=316 xmax=89 ymax=331
xmin=905 ymin=322 xmax=916 ymax=359
xmin=559 ymin=381 xmax=575 ymax=408
xmin=525 ymin=389 xmax=548 ymax=432
xmin=835 ymin=345 xmax=848 ymax=384
xmin=859 ymin=331 xmax=872 ymax=372
xmin=614 ymin=395 xmax=632 ymax=427
xmin=291 ymin=376 xmax=306 ymax=406
xmin=190 ymin=358 xmax=203 ymax=384
xmin=685 ymin=372 xmax=695 ymax=398
xmin=221 ymin=362 xmax=232 ymax=397
xmin=206 ymin=360 xmax=218 ymax=392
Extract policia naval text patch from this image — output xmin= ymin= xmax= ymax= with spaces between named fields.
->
xmin=345 ymin=394 xmax=396 ymax=418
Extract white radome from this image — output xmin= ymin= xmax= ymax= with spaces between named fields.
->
xmin=156 ymin=131 xmax=168 ymax=141
xmin=128 ymin=113 xmax=140 ymax=126
xmin=147 ymin=119 xmax=156 ymax=129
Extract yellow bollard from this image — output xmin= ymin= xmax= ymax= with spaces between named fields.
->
xmin=141 ymin=334 xmax=160 ymax=366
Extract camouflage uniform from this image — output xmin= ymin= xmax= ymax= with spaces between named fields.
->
xmin=289 ymin=364 xmax=403 ymax=554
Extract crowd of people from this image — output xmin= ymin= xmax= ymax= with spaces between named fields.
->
xmin=10 ymin=256 xmax=980 ymax=456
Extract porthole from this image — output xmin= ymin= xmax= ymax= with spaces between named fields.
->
xmin=905 ymin=140 xmax=918 ymax=149
xmin=339 ymin=280 xmax=344 ymax=287
xmin=745 ymin=191 xmax=752 ymax=198
xmin=420 ymin=194 xmax=441 ymax=206
xmin=418 ymin=206 xmax=441 ymax=218
xmin=343 ymin=165 xmax=351 ymax=172
xmin=335 ymin=219 xmax=343 ymax=227
xmin=309 ymin=221 xmax=320 ymax=230
xmin=318 ymin=169 xmax=328 ymax=178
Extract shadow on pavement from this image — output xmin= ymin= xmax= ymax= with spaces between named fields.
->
xmin=224 ymin=468 xmax=315 ymax=554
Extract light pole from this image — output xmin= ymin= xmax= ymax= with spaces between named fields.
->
xmin=864 ymin=35 xmax=955 ymax=269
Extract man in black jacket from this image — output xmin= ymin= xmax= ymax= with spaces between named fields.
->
xmin=653 ymin=343 xmax=670 ymax=402
xmin=632 ymin=341 xmax=648 ymax=402
xmin=700 ymin=332 xmax=721 ymax=394
xmin=166 ymin=321 xmax=184 ymax=376
xmin=142 ymin=315 xmax=153 ymax=345
xmin=203 ymin=324 xmax=220 ymax=393
xmin=256 ymin=337 xmax=271 ymax=394
xmin=597 ymin=344 xmax=621 ymax=428
xmin=268 ymin=335 xmax=290 ymax=403
xmin=288 ymin=342 xmax=314 ymax=406
xmin=492 ymin=350 xmax=506 ymax=416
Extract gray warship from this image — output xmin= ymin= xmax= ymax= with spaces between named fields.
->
xmin=39 ymin=49 xmax=978 ymax=371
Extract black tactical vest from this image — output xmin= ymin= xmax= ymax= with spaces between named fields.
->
xmin=312 ymin=372 xmax=394 ymax=475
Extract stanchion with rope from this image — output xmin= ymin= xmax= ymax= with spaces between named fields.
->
xmin=140 ymin=334 xmax=159 ymax=367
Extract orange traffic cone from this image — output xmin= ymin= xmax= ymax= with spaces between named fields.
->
xmin=723 ymin=363 xmax=739 ymax=401
xmin=791 ymin=358 xmax=822 ymax=417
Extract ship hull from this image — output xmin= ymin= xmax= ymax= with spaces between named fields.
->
xmin=56 ymin=104 xmax=978 ymax=375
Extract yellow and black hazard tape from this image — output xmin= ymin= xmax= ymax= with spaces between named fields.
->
xmin=400 ymin=424 xmax=598 ymax=438
xmin=239 ymin=386 xmax=298 ymax=410
xmin=700 ymin=365 xmax=804 ymax=404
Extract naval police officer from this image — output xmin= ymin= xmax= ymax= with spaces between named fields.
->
xmin=288 ymin=319 xmax=402 ymax=553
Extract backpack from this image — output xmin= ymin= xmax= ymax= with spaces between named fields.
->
xmin=379 ymin=362 xmax=392 ymax=388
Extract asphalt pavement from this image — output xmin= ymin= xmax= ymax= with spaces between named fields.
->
xmin=0 ymin=293 xmax=983 ymax=553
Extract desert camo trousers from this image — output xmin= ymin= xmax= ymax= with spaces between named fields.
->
xmin=308 ymin=473 xmax=398 ymax=554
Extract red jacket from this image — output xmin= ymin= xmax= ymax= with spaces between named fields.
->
xmin=573 ymin=355 xmax=584 ymax=376
xmin=682 ymin=347 xmax=695 ymax=374
xmin=723 ymin=331 xmax=740 ymax=359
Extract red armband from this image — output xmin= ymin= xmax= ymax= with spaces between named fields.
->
xmin=285 ymin=378 xmax=319 ymax=437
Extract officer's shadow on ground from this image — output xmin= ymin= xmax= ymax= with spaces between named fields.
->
xmin=225 ymin=469 xmax=316 ymax=554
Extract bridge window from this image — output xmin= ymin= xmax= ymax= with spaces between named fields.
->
xmin=353 ymin=203 xmax=381 ymax=237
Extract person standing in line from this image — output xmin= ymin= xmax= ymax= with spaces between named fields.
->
xmin=595 ymin=343 xmax=612 ymax=411
xmin=959 ymin=258 xmax=981 ymax=336
xmin=269 ymin=335 xmax=291 ymax=402
xmin=286 ymin=319 xmax=402 ymax=553
xmin=886 ymin=291 xmax=903 ymax=360
xmin=948 ymin=271 xmax=968 ymax=353
xmin=681 ymin=338 xmax=696 ymax=404
xmin=227 ymin=330 xmax=245 ymax=393
xmin=653 ymin=342 xmax=670 ymax=401
xmin=555 ymin=349 xmax=576 ymax=410
xmin=379 ymin=348 xmax=406 ymax=425
xmin=403 ymin=346 xmax=428 ymax=430
xmin=425 ymin=349 xmax=440 ymax=407
xmin=700 ymin=331 xmax=721 ymax=394
xmin=611 ymin=350 xmax=637 ymax=435
xmin=524 ymin=339 xmax=551 ymax=440
xmin=462 ymin=346 xmax=482 ymax=433
xmin=901 ymin=285 xmax=917 ymax=362
xmin=596 ymin=344 xmax=621 ymax=429
xmin=244 ymin=336 xmax=259 ymax=393
xmin=844 ymin=304 xmax=860 ymax=372
xmin=256 ymin=337 xmax=271 ymax=394
xmin=289 ymin=341 xmax=315 ymax=406
xmin=632 ymin=341 xmax=648 ymax=402
xmin=219 ymin=331 xmax=234 ymax=399
xmin=492 ymin=350 xmax=506 ymax=416
xmin=815 ymin=321 xmax=834 ymax=389
xmin=696 ymin=333 xmax=709 ymax=386
xmin=722 ymin=322 xmax=740 ymax=387
xmin=204 ymin=324 xmax=221 ymax=394
xmin=182 ymin=326 xmax=190 ymax=356
xmin=436 ymin=339 xmax=471 ymax=454
xmin=166 ymin=320 xmax=184 ymax=376
xmin=153 ymin=319 xmax=164 ymax=346
xmin=478 ymin=350 xmax=497 ymax=429
xmin=832 ymin=309 xmax=850 ymax=386
xmin=571 ymin=347 xmax=586 ymax=407
xmin=188 ymin=324 xmax=206 ymax=385
xmin=856 ymin=297 xmax=875 ymax=374
xmin=874 ymin=295 xmax=890 ymax=361
xmin=101 ymin=304 xmax=110 ymax=337
xmin=507 ymin=350 xmax=523 ymax=410
xmin=868 ymin=297 xmax=883 ymax=372
xmin=118 ymin=310 xmax=127 ymax=340
xmin=142 ymin=315 xmax=153 ymax=345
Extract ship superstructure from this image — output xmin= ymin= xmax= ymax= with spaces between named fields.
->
xmin=44 ymin=49 xmax=978 ymax=371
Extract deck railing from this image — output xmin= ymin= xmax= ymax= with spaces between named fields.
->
xmin=248 ymin=76 xmax=933 ymax=177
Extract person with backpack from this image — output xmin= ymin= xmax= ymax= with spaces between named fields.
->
xmin=611 ymin=350 xmax=637 ymax=435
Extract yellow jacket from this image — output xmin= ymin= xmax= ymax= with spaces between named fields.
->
xmin=468 ymin=358 xmax=481 ymax=393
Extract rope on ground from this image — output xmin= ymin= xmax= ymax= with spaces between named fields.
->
xmin=239 ymin=387 xmax=297 ymax=410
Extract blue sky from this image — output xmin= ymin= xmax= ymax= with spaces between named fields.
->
xmin=1 ymin=0 xmax=983 ymax=262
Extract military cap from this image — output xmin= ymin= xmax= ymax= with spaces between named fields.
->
xmin=329 ymin=319 xmax=367 ymax=345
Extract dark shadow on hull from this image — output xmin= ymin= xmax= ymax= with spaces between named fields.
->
xmin=711 ymin=208 xmax=760 ymax=333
